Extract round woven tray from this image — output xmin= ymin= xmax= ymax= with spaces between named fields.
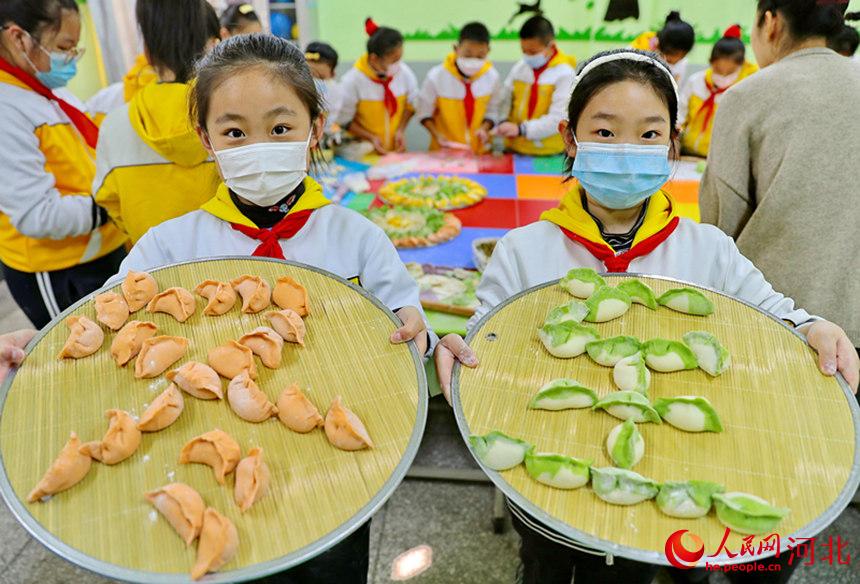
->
xmin=0 ymin=257 xmax=427 ymax=583
xmin=453 ymin=274 xmax=859 ymax=566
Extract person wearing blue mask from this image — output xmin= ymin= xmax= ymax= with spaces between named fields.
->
xmin=434 ymin=51 xmax=859 ymax=583
xmin=0 ymin=0 xmax=126 ymax=328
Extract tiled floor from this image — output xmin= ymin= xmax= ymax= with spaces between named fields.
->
xmin=0 ymin=282 xmax=857 ymax=584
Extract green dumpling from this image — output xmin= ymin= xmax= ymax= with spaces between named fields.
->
xmin=524 ymin=451 xmax=592 ymax=489
xmin=538 ymin=321 xmax=601 ymax=359
xmin=641 ymin=339 xmax=698 ymax=372
xmin=613 ymin=353 xmax=651 ymax=396
xmin=468 ymin=431 xmax=532 ymax=471
xmin=592 ymin=390 xmax=662 ymax=424
xmin=682 ymin=331 xmax=731 ymax=376
xmin=657 ymin=480 xmax=725 ymax=518
xmin=586 ymin=335 xmax=641 ymax=367
xmin=617 ymin=279 xmax=658 ymax=310
xmin=606 ymin=419 xmax=644 ymax=469
xmin=653 ymin=396 xmax=723 ymax=432
xmin=545 ymin=300 xmax=590 ymax=326
xmin=591 ymin=467 xmax=659 ymax=505
xmin=529 ymin=379 xmax=598 ymax=411
xmin=559 ymin=268 xmax=606 ymax=299
xmin=657 ymin=287 xmax=715 ymax=316
xmin=584 ymin=286 xmax=632 ymax=323
xmin=712 ymin=492 xmax=790 ymax=535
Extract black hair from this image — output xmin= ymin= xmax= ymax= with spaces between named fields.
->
xmin=137 ymin=0 xmax=220 ymax=84
xmin=220 ymin=3 xmax=259 ymax=33
xmin=0 ymin=0 xmax=77 ymax=40
xmin=459 ymin=21 xmax=490 ymax=45
xmin=367 ymin=26 xmax=403 ymax=58
xmin=756 ymin=0 xmax=848 ymax=40
xmin=657 ymin=11 xmax=695 ymax=54
xmin=305 ymin=41 xmax=339 ymax=71
xmin=563 ymin=49 xmax=678 ymax=178
xmin=711 ymin=37 xmax=745 ymax=63
xmin=519 ymin=15 xmax=555 ymax=43
xmin=828 ymin=13 xmax=859 ymax=56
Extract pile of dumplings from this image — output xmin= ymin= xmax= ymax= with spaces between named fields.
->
xmin=468 ymin=270 xmax=789 ymax=538
xmin=31 ymin=270 xmax=375 ymax=579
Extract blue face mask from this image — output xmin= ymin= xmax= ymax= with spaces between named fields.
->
xmin=35 ymin=52 xmax=77 ymax=89
xmin=523 ymin=52 xmax=549 ymax=69
xmin=571 ymin=140 xmax=672 ymax=209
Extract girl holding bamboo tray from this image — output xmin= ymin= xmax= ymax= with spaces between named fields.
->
xmin=434 ymin=48 xmax=859 ymax=584
xmin=106 ymin=34 xmax=435 ymax=584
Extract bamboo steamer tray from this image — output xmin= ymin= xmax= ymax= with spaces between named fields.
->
xmin=0 ymin=258 xmax=427 ymax=583
xmin=453 ymin=274 xmax=859 ymax=566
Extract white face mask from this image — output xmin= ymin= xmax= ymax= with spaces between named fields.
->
xmin=213 ymin=132 xmax=312 ymax=206
xmin=456 ymin=57 xmax=486 ymax=77
xmin=711 ymin=70 xmax=740 ymax=89
xmin=386 ymin=61 xmax=401 ymax=77
xmin=523 ymin=52 xmax=549 ymax=69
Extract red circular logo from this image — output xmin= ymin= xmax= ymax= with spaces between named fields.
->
xmin=665 ymin=529 xmax=705 ymax=569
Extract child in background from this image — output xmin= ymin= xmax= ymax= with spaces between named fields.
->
xmin=338 ymin=18 xmax=418 ymax=154
xmin=417 ymin=21 xmax=502 ymax=153
xmin=93 ymin=0 xmax=222 ymax=244
xmin=679 ymin=25 xmax=758 ymax=157
xmin=632 ymin=11 xmax=695 ymax=84
xmin=86 ymin=54 xmax=158 ymax=120
xmin=434 ymin=50 xmax=859 ymax=584
xmin=219 ymin=3 xmax=263 ymax=39
xmin=828 ymin=13 xmax=860 ymax=58
xmin=495 ymin=15 xmax=576 ymax=156
xmin=305 ymin=41 xmax=342 ymax=131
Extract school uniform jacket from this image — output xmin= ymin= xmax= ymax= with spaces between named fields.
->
xmin=500 ymin=50 xmax=575 ymax=156
xmin=93 ymin=81 xmax=220 ymax=243
xmin=337 ymin=55 xmax=419 ymax=151
xmin=631 ymin=31 xmax=688 ymax=85
xmin=0 ymin=71 xmax=126 ymax=274
xmin=679 ymin=61 xmax=758 ymax=157
xmin=470 ymin=190 xmax=816 ymax=328
xmin=416 ymin=53 xmax=502 ymax=153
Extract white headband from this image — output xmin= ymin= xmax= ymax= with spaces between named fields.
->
xmin=570 ymin=51 xmax=679 ymax=104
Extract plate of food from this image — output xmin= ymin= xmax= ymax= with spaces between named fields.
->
xmin=377 ymin=175 xmax=487 ymax=211
xmin=453 ymin=273 xmax=859 ymax=566
xmin=365 ymin=205 xmax=461 ymax=249
xmin=405 ymin=263 xmax=480 ymax=317
xmin=0 ymin=257 xmax=427 ymax=583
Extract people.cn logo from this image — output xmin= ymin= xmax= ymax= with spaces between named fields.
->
xmin=665 ymin=529 xmax=705 ymax=569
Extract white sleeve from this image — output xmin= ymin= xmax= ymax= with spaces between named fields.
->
xmin=484 ymin=71 xmax=505 ymax=126
xmin=335 ymin=73 xmax=360 ymax=127
xmin=469 ymin=237 xmax=524 ymax=330
xmin=326 ymin=81 xmax=343 ymax=125
xmin=678 ymin=79 xmax=693 ymax=130
xmin=522 ymin=68 xmax=573 ymax=141
xmin=416 ymin=74 xmax=438 ymax=122
xmin=404 ymin=67 xmax=419 ymax=110
xmin=496 ymin=67 xmax=516 ymax=123
xmin=85 ymin=83 xmax=124 ymax=118
xmin=719 ymin=234 xmax=818 ymax=328
xmin=360 ymin=227 xmax=438 ymax=356
xmin=104 ymin=229 xmax=172 ymax=287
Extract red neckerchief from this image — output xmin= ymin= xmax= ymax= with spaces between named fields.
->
xmin=229 ymin=210 xmax=315 ymax=259
xmin=0 ymin=56 xmax=99 ymax=149
xmin=461 ymin=77 xmax=475 ymax=127
xmin=559 ymin=217 xmax=680 ymax=272
xmin=527 ymin=47 xmax=558 ymax=119
xmin=370 ymin=74 xmax=398 ymax=117
xmin=696 ymin=76 xmax=731 ymax=132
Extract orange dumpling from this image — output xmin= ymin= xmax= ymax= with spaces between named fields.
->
xmin=145 ymin=482 xmax=205 ymax=546
xmin=147 ymin=287 xmax=196 ymax=323
xmin=238 ymin=327 xmax=284 ymax=368
xmin=94 ymin=291 xmax=130 ymax=331
xmin=111 ymin=320 xmax=157 ymax=366
xmin=27 ymin=432 xmax=92 ymax=503
xmin=234 ymin=447 xmax=270 ymax=513
xmin=195 ymin=280 xmax=238 ymax=316
xmin=179 ymin=429 xmax=241 ymax=485
xmin=227 ymin=372 xmax=278 ymax=423
xmin=137 ymin=384 xmax=184 ymax=432
xmin=277 ymin=384 xmax=323 ymax=433
xmin=266 ymin=309 xmax=306 ymax=346
xmin=167 ymin=361 xmax=223 ymax=400
xmin=272 ymin=276 xmax=309 ymax=316
xmin=324 ymin=396 xmax=373 ymax=451
xmin=58 ymin=315 xmax=104 ymax=359
xmin=191 ymin=507 xmax=239 ymax=580
xmin=121 ymin=270 xmax=158 ymax=312
xmin=79 ymin=409 xmax=142 ymax=464
xmin=231 ymin=275 xmax=271 ymax=314
xmin=208 ymin=340 xmax=257 ymax=380
xmin=135 ymin=335 xmax=189 ymax=379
